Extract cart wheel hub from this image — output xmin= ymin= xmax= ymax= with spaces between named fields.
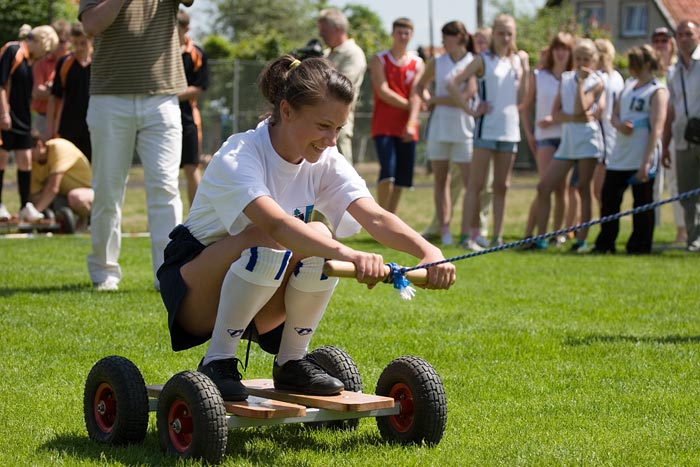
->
xmin=96 ymin=400 xmax=106 ymax=416
xmin=171 ymin=419 xmax=182 ymax=434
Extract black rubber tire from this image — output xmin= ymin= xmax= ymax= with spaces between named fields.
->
xmin=55 ymin=206 xmax=76 ymax=234
xmin=306 ymin=346 xmax=362 ymax=430
xmin=83 ymin=355 xmax=149 ymax=445
xmin=157 ymin=370 xmax=228 ymax=465
xmin=375 ymin=356 xmax=447 ymax=446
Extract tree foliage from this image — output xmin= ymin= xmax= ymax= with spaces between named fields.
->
xmin=341 ymin=4 xmax=391 ymax=58
xmin=200 ymin=1 xmax=389 ymax=61
xmin=0 ymin=0 xmax=77 ymax=45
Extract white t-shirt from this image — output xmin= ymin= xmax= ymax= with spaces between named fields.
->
xmin=608 ymin=78 xmax=665 ymax=171
xmin=427 ymin=52 xmax=474 ymax=142
xmin=554 ymin=70 xmax=604 ymax=160
xmin=667 ymin=45 xmax=700 ymax=151
xmin=533 ymin=69 xmax=562 ymax=141
xmin=474 ymin=52 xmax=522 ymax=142
xmin=184 ymin=121 xmax=373 ymax=244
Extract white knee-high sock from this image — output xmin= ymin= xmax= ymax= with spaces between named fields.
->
xmin=203 ymin=247 xmax=291 ymax=365
xmin=276 ymin=256 xmax=338 ymax=365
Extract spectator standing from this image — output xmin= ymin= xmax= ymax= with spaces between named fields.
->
xmin=662 ymin=20 xmax=700 ymax=252
xmin=422 ymin=25 xmax=492 ymax=245
xmin=534 ymin=38 xmax=605 ymax=252
xmin=520 ymin=32 xmax=574 ymax=246
xmin=412 ymin=21 xmax=476 ymax=246
xmin=318 ymin=8 xmax=367 ymax=164
xmin=652 ymin=27 xmax=687 ymax=245
xmin=593 ymin=39 xmax=625 ymax=209
xmin=0 ymin=25 xmax=59 ymax=222
xmin=447 ymin=14 xmax=529 ymax=250
xmin=177 ymin=9 xmax=208 ymax=206
xmin=47 ymin=22 xmax=93 ymax=160
xmin=370 ymin=17 xmax=423 ymax=214
xmin=32 ymin=20 xmax=71 ymax=138
xmin=593 ymin=45 xmax=667 ymax=254
xmin=79 ymin=0 xmax=190 ymax=291
xmin=30 ymin=136 xmax=93 ymax=230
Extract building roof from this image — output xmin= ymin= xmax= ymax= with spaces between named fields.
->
xmin=655 ymin=0 xmax=700 ymax=29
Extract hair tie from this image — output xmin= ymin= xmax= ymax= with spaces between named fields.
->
xmin=289 ymin=59 xmax=301 ymax=70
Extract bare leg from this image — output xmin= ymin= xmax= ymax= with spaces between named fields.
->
xmin=491 ymin=151 xmax=516 ymax=240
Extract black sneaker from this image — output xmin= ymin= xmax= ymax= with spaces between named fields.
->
xmin=197 ymin=357 xmax=248 ymax=401
xmin=272 ymin=354 xmax=344 ymax=396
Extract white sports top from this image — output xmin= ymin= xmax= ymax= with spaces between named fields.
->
xmin=533 ymin=69 xmax=562 ymax=141
xmin=474 ymin=52 xmax=522 ymax=142
xmin=427 ymin=52 xmax=474 ymax=142
xmin=608 ymin=78 xmax=665 ymax=171
xmin=598 ymin=70 xmax=625 ymax=162
xmin=554 ymin=70 xmax=604 ymax=160
xmin=184 ymin=120 xmax=372 ymax=244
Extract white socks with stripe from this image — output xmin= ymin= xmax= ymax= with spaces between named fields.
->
xmin=276 ymin=256 xmax=339 ymax=365
xmin=203 ymin=247 xmax=291 ymax=366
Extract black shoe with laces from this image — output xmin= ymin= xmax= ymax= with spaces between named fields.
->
xmin=197 ymin=357 xmax=248 ymax=401
xmin=272 ymin=354 xmax=345 ymax=396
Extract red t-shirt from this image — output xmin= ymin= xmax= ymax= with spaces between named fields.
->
xmin=370 ymin=50 xmax=422 ymax=140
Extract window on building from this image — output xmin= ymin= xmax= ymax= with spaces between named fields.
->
xmin=620 ymin=2 xmax=648 ymax=37
xmin=576 ymin=2 xmax=605 ymax=30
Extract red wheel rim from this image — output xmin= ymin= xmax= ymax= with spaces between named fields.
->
xmin=388 ymin=382 xmax=414 ymax=433
xmin=168 ymin=399 xmax=194 ymax=453
xmin=93 ymin=382 xmax=117 ymax=433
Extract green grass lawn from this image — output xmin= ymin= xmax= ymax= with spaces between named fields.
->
xmin=1 ymin=163 xmax=699 ymax=466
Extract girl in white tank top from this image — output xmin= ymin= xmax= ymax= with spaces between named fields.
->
xmin=534 ymin=39 xmax=605 ymax=251
xmin=594 ymin=45 xmax=668 ymax=254
xmin=520 ymin=32 xmax=574 ymax=242
xmin=446 ymin=14 xmax=529 ymax=249
xmin=412 ymin=20 xmax=475 ymax=247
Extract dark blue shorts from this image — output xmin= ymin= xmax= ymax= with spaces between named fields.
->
xmin=180 ymin=123 xmax=199 ymax=167
xmin=157 ymin=224 xmax=284 ymax=353
xmin=536 ymin=138 xmax=561 ymax=149
xmin=373 ymin=135 xmax=416 ymax=187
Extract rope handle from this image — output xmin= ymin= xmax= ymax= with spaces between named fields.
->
xmin=322 ymin=260 xmax=428 ymax=285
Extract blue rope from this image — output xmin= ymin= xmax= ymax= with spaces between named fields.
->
xmin=400 ymin=187 xmax=700 ymax=275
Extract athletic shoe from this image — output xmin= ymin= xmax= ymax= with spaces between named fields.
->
xmin=421 ymin=230 xmax=439 ymax=241
xmin=273 ymin=354 xmax=344 ymax=396
xmin=460 ymin=238 xmax=485 ymax=252
xmin=687 ymin=240 xmax=700 ymax=252
xmin=198 ymin=357 xmax=248 ymax=401
xmin=93 ymin=276 xmax=119 ymax=292
xmin=474 ymin=235 xmax=490 ymax=248
xmin=490 ymin=237 xmax=504 ymax=247
xmin=570 ymin=240 xmax=588 ymax=253
xmin=590 ymin=246 xmax=616 ymax=254
xmin=441 ymin=231 xmax=454 ymax=247
xmin=19 ymin=202 xmax=44 ymax=222
xmin=0 ymin=203 xmax=10 ymax=221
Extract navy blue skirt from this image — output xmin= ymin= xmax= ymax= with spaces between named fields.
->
xmin=157 ymin=224 xmax=283 ymax=353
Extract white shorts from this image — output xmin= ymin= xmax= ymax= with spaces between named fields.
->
xmin=426 ymin=139 xmax=473 ymax=163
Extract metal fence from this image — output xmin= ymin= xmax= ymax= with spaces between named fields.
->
xmin=200 ymin=58 xmax=534 ymax=168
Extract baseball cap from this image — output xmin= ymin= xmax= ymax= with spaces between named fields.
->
xmin=652 ymin=27 xmax=673 ymax=38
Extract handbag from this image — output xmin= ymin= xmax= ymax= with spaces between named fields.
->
xmin=680 ymin=68 xmax=700 ymax=144
xmin=684 ymin=117 xmax=700 ymax=145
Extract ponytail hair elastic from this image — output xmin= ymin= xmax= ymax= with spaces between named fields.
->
xmin=289 ymin=59 xmax=301 ymax=70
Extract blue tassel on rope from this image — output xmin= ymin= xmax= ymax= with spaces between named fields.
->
xmin=387 ymin=263 xmax=416 ymax=300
